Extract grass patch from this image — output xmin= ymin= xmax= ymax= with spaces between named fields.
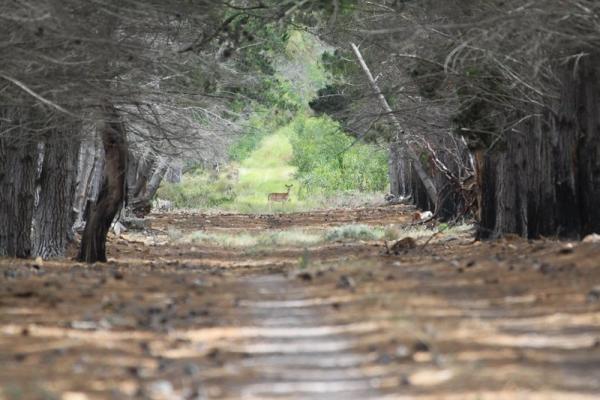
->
xmin=169 ymin=222 xmax=474 ymax=251
xmin=187 ymin=231 xmax=259 ymax=248
xmin=222 ymin=131 xmax=302 ymax=213
xmin=175 ymin=223 xmax=417 ymax=248
xmin=157 ymin=167 xmax=236 ymax=209
xmin=325 ymin=224 xmax=386 ymax=242
xmin=182 ymin=230 xmax=320 ymax=248
xmin=257 ymin=230 xmax=323 ymax=247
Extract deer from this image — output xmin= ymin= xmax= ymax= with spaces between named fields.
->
xmin=268 ymin=184 xmax=293 ymax=203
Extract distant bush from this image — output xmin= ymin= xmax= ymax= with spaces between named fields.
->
xmin=157 ymin=168 xmax=236 ymax=209
xmin=325 ymin=224 xmax=384 ymax=242
xmin=175 ymin=225 xmax=399 ymax=248
xmin=289 ymin=115 xmax=388 ymax=195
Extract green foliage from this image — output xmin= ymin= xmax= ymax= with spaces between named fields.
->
xmin=176 ymin=224 xmax=394 ymax=249
xmin=166 ymin=28 xmax=389 ymax=213
xmin=279 ymin=31 xmax=329 ymax=103
xmin=162 ymin=114 xmax=388 ymax=212
xmin=288 ymin=115 xmax=388 ymax=195
xmin=157 ymin=169 xmax=236 ymax=209
xmin=233 ymin=21 xmax=287 ymax=75
xmin=229 ymin=131 xmax=300 ymax=213
xmin=325 ymin=224 xmax=387 ymax=242
xmin=228 ymin=102 xmax=295 ymax=162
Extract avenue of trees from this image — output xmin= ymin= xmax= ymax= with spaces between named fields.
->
xmin=1 ymin=0 xmax=599 ymax=263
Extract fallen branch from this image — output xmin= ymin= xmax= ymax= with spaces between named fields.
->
xmin=350 ymin=42 xmax=438 ymax=205
xmin=0 ymin=74 xmax=79 ymax=118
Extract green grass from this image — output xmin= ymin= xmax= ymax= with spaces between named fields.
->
xmin=174 ymin=223 xmax=406 ymax=249
xmin=157 ymin=171 xmax=236 ymax=209
xmin=171 ymin=222 xmax=474 ymax=249
xmin=181 ymin=230 xmax=319 ymax=248
xmin=176 ymin=126 xmax=387 ymax=214
xmin=159 ymin=115 xmax=388 ymax=213
xmin=226 ymin=130 xmax=301 ymax=213
xmin=158 ymin=29 xmax=389 ymax=214
xmin=325 ymin=224 xmax=391 ymax=242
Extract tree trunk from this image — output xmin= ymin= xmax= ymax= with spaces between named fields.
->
xmin=33 ymin=127 xmax=80 ymax=258
xmin=128 ymin=149 xmax=153 ymax=200
xmin=129 ymin=155 xmax=169 ymax=216
xmin=388 ymin=139 xmax=401 ymax=195
xmin=0 ymin=108 xmax=37 ymax=258
xmin=562 ymin=60 xmax=600 ymax=236
xmin=397 ymin=150 xmax=411 ymax=197
xmin=77 ymin=107 xmax=128 ymax=263
xmin=73 ymin=132 xmax=100 ymax=229
xmin=351 ymin=43 xmax=438 ymax=205
xmin=143 ymin=157 xmax=169 ymax=200
xmin=478 ymin=56 xmax=600 ymax=239
xmin=411 ymin=167 xmax=435 ymax=212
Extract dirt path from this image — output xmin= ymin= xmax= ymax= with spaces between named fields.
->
xmin=1 ymin=206 xmax=600 ymax=399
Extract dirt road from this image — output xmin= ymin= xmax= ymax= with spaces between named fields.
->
xmin=1 ymin=205 xmax=600 ymax=399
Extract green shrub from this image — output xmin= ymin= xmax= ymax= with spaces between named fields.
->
xmin=157 ymin=169 xmax=236 ymax=209
xmin=288 ymin=115 xmax=388 ymax=195
xmin=324 ymin=224 xmax=384 ymax=242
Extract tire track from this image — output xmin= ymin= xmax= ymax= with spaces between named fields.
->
xmin=208 ymin=274 xmax=399 ymax=400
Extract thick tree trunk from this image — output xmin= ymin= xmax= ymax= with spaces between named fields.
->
xmin=0 ymin=109 xmax=37 ymax=258
xmin=478 ymin=57 xmax=600 ymax=238
xmin=561 ymin=60 xmax=600 ymax=236
xmin=33 ymin=128 xmax=80 ymax=258
xmin=77 ymin=107 xmax=128 ymax=263
xmin=411 ymin=167 xmax=435 ymax=212
xmin=0 ymin=140 xmax=37 ymax=257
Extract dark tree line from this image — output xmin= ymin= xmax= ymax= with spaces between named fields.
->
xmin=0 ymin=1 xmax=231 ymax=261
xmin=310 ymin=0 xmax=600 ymax=238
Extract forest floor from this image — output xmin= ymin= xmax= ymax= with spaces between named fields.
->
xmin=1 ymin=205 xmax=600 ymax=400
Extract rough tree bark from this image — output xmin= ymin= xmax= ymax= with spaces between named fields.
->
xmin=33 ymin=127 xmax=80 ymax=258
xmin=140 ymin=157 xmax=169 ymax=201
xmin=478 ymin=57 xmax=600 ymax=238
xmin=0 ymin=108 xmax=37 ymax=258
xmin=77 ymin=107 xmax=128 ymax=263
xmin=388 ymin=139 xmax=401 ymax=196
xmin=73 ymin=133 xmax=101 ymax=229
xmin=558 ymin=58 xmax=600 ymax=236
xmin=127 ymin=149 xmax=153 ymax=200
